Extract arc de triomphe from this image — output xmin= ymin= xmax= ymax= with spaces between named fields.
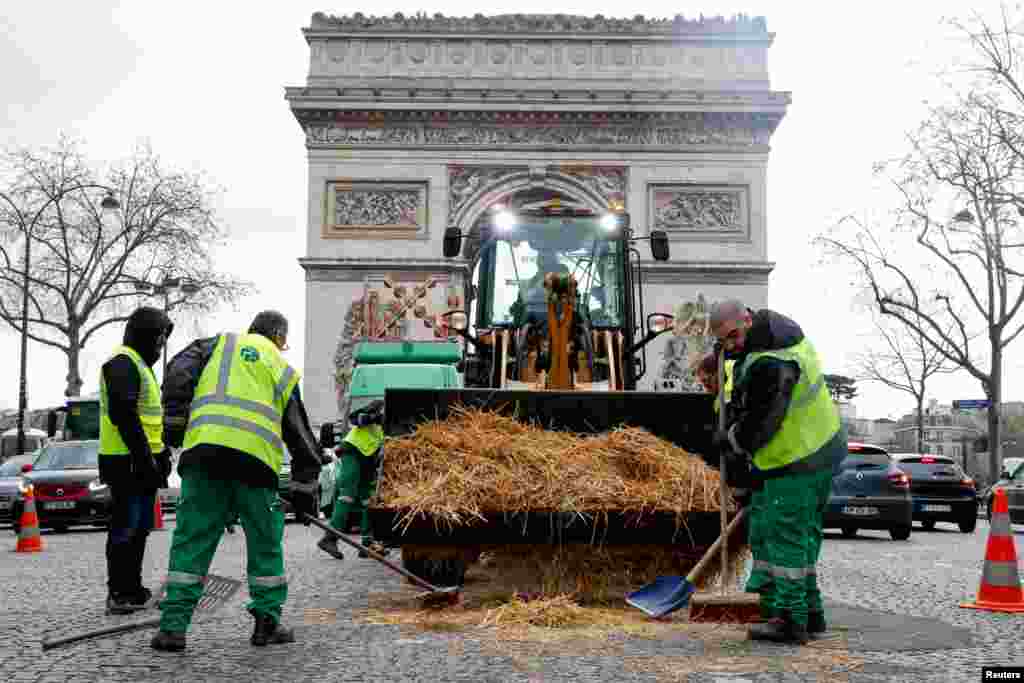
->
xmin=285 ymin=12 xmax=790 ymax=427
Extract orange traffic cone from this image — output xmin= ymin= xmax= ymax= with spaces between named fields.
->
xmin=153 ymin=496 xmax=163 ymax=531
xmin=15 ymin=485 xmax=43 ymax=553
xmin=961 ymin=487 xmax=1024 ymax=613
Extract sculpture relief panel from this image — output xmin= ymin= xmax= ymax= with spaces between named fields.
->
xmin=323 ymin=180 xmax=428 ymax=240
xmin=648 ymin=184 xmax=749 ymax=240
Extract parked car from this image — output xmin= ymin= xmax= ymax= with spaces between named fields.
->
xmin=893 ymin=454 xmax=978 ymax=533
xmin=984 ymin=459 xmax=1024 ymax=523
xmin=823 ymin=442 xmax=913 ymax=540
xmin=981 ymin=458 xmax=1024 ymax=518
xmin=11 ymin=440 xmax=110 ymax=533
xmin=0 ymin=453 xmax=36 ymax=526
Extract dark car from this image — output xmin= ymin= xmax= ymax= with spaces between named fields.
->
xmin=893 ymin=454 xmax=978 ymax=533
xmin=824 ymin=442 xmax=913 ymax=541
xmin=981 ymin=459 xmax=1024 ymax=521
xmin=11 ymin=440 xmax=111 ymax=533
xmin=987 ymin=461 xmax=1024 ymax=523
xmin=0 ymin=453 xmax=36 ymax=526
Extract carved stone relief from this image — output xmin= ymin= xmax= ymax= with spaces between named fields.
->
xmin=448 ymin=166 xmax=526 ymax=221
xmin=306 ymin=121 xmax=768 ymax=148
xmin=656 ymin=293 xmax=717 ymax=392
xmin=649 ymin=184 xmax=749 ymax=238
xmin=324 ymin=181 xmax=428 ymax=239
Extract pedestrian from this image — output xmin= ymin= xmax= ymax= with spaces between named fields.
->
xmin=707 ymin=299 xmax=846 ymax=644
xmin=98 ymin=306 xmax=175 ymax=615
xmin=317 ymin=399 xmax=389 ymax=560
xmin=151 ymin=311 xmax=326 ymax=652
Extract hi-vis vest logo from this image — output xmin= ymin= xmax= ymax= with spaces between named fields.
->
xmin=240 ymin=346 xmax=260 ymax=362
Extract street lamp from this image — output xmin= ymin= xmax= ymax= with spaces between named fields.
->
xmin=0 ymin=187 xmax=121 ymax=455
xmin=135 ymin=276 xmax=200 ymax=375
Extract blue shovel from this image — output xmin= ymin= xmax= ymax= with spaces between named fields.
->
xmin=625 ymin=506 xmax=748 ymax=618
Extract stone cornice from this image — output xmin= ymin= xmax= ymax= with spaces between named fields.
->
xmin=300 ymin=257 xmax=470 ymax=282
xmin=639 ymin=260 xmax=774 ymax=285
xmin=306 ymin=12 xmax=770 ymax=39
xmin=286 ymin=88 xmax=791 ymax=114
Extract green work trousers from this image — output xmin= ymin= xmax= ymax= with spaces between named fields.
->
xmin=744 ymin=466 xmax=833 ymax=627
xmin=329 ymin=451 xmax=379 ymax=544
xmin=159 ymin=466 xmax=287 ymax=633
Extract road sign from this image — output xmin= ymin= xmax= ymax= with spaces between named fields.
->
xmin=954 ymin=399 xmax=991 ymax=410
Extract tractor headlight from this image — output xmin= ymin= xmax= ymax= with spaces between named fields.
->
xmin=600 ymin=213 xmax=620 ymax=232
xmin=494 ymin=210 xmax=517 ymax=232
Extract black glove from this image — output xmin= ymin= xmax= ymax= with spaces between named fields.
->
xmin=734 ymin=488 xmax=752 ymax=508
xmin=282 ymin=480 xmax=318 ymax=525
xmin=156 ymin=448 xmax=173 ymax=482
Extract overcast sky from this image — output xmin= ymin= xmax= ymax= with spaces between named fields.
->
xmin=1 ymin=0 xmax=1020 ymax=421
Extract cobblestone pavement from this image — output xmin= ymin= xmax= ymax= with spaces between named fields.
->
xmin=0 ymin=515 xmax=1021 ymax=682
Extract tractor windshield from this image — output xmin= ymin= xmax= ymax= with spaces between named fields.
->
xmin=477 ymin=212 xmax=625 ymax=329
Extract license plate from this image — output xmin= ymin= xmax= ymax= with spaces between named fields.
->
xmin=922 ymin=504 xmax=951 ymax=512
xmin=45 ymin=501 xmax=76 ymax=510
xmin=842 ymin=506 xmax=878 ymax=516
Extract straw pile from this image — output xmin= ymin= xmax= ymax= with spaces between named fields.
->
xmin=378 ymin=405 xmax=737 ymax=530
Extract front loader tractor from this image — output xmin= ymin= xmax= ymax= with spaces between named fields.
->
xmin=372 ymin=200 xmax=724 ymax=589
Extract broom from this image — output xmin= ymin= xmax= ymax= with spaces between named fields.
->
xmin=687 ymin=347 xmax=761 ymax=624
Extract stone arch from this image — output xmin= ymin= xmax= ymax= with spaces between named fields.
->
xmin=453 ymin=169 xmax=612 ymax=261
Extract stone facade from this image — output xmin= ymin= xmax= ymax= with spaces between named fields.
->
xmin=286 ymin=12 xmax=790 ymax=428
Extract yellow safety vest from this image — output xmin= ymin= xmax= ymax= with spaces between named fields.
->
xmin=99 ymin=345 xmax=164 ymax=454
xmin=713 ymin=360 xmax=735 ymax=414
xmin=344 ymin=424 xmax=384 ymax=457
xmin=183 ymin=333 xmax=300 ymax=476
xmin=733 ymin=338 xmax=840 ymax=471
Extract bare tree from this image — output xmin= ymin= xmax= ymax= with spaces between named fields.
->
xmin=0 ymin=136 xmax=253 ymax=397
xmin=853 ymin=316 xmax=958 ymax=452
xmin=816 ymin=8 xmax=1024 ymax=483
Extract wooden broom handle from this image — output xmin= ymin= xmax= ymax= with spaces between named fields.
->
xmin=686 ymin=507 xmax=748 ymax=584
xmin=717 ymin=346 xmax=729 ymax=593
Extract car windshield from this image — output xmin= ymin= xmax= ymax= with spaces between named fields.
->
xmin=840 ymin=445 xmax=890 ymax=470
xmin=32 ymin=442 xmax=99 ymax=470
xmin=0 ymin=456 xmax=33 ymax=477
xmin=482 ymin=213 xmax=624 ymax=328
xmin=897 ymin=457 xmax=962 ymax=477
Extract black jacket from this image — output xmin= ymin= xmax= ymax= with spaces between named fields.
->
xmin=97 ymin=307 xmax=174 ymax=493
xmin=726 ymin=309 xmax=846 ymax=479
xmin=162 ymin=334 xmax=326 ymax=490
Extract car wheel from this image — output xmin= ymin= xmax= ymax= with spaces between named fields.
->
xmin=959 ymin=517 xmax=977 ymax=533
xmin=890 ymin=525 xmax=912 ymax=541
xmin=841 ymin=526 xmax=857 ymax=538
xmin=921 ymin=520 xmax=935 ymax=531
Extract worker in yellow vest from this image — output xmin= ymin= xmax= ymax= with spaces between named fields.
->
xmin=709 ymin=300 xmax=846 ymax=645
xmin=151 ymin=311 xmax=326 ymax=652
xmin=98 ymin=307 xmax=174 ymax=615
xmin=317 ymin=399 xmax=387 ymax=560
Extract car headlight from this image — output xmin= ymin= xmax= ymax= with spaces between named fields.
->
xmin=89 ymin=479 xmax=109 ymax=494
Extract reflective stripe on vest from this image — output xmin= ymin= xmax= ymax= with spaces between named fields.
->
xmin=713 ymin=360 xmax=736 ymax=414
xmin=733 ymin=338 xmax=840 ymax=471
xmin=182 ymin=333 xmax=300 ymax=476
xmin=99 ymin=345 xmax=164 ymax=455
xmin=344 ymin=425 xmax=384 ymax=457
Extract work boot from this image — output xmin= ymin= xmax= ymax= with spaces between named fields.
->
xmin=748 ymin=616 xmax=809 ymax=645
xmin=317 ymin=536 xmax=345 ymax=560
xmin=250 ymin=613 xmax=295 ymax=646
xmin=807 ymin=610 xmax=827 ymax=638
xmin=106 ymin=592 xmax=149 ymax=615
xmin=359 ymin=539 xmax=390 ymax=558
xmin=150 ymin=630 xmax=186 ymax=652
